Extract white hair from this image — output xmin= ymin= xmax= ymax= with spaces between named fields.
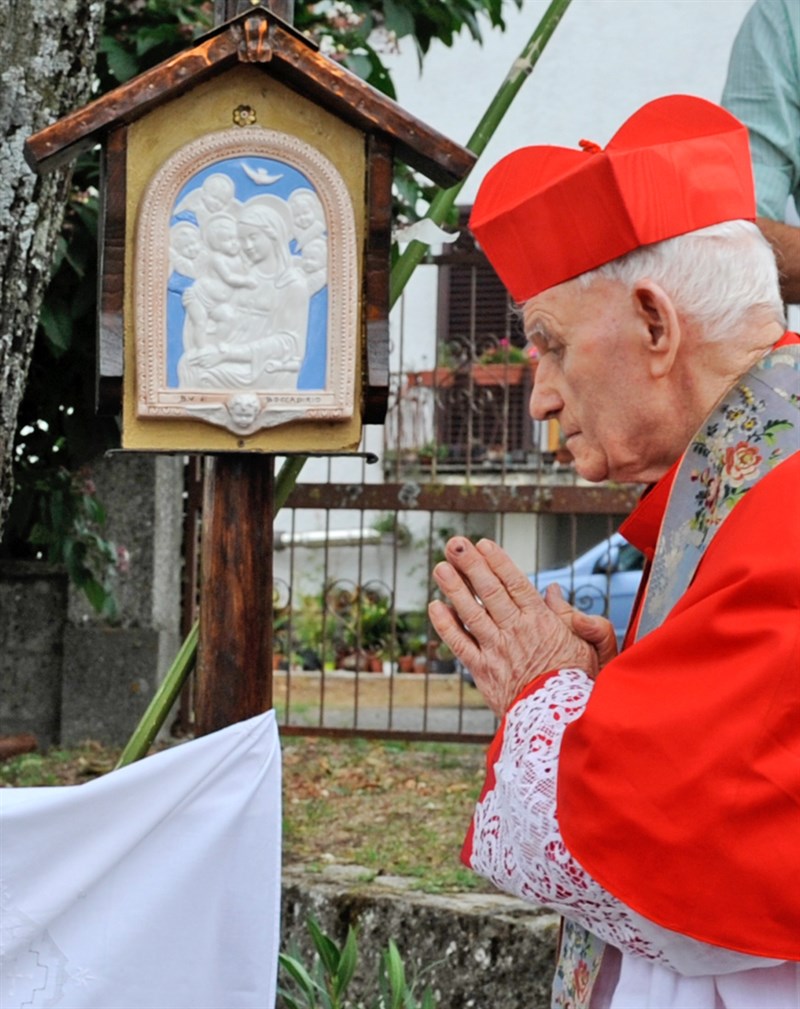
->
xmin=577 ymin=220 xmax=785 ymax=340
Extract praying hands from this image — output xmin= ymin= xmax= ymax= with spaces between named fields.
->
xmin=428 ymin=537 xmax=617 ymax=718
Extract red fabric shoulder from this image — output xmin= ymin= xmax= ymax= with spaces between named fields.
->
xmin=557 ymin=454 xmax=800 ymax=959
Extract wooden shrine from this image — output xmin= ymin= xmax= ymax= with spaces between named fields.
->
xmin=25 ymin=5 xmax=476 ymax=455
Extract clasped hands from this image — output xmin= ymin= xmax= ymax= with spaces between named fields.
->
xmin=428 ymin=537 xmax=617 ymax=718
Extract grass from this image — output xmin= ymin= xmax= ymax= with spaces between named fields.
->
xmin=0 ymin=734 xmax=491 ymax=894
xmin=0 ymin=741 xmax=117 ymax=787
xmin=281 ymin=735 xmax=491 ymax=892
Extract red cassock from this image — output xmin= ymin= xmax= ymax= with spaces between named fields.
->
xmin=557 ymin=447 xmax=800 ymax=960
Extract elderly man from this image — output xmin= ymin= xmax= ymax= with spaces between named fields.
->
xmin=429 ymin=96 xmax=799 ymax=1009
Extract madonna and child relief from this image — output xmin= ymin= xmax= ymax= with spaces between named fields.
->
xmin=134 ymin=128 xmax=358 ymax=436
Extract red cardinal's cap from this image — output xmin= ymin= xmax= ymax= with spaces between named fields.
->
xmin=469 ymin=95 xmax=756 ymax=302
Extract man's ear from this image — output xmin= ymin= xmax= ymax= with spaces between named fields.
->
xmin=633 ymin=280 xmax=681 ymax=378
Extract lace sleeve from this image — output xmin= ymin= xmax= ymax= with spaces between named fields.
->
xmin=466 ymin=669 xmax=784 ymax=976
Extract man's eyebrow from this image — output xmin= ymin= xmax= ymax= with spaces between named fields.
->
xmin=525 ymin=318 xmax=555 ymax=344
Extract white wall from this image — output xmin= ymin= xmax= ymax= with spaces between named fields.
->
xmin=385 ymin=0 xmax=753 ymax=203
xmin=275 ymin=0 xmax=757 ymax=610
xmin=387 ymin=0 xmax=754 ymax=362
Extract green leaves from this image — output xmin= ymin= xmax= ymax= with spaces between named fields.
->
xmin=335 ymin=927 xmax=359 ymax=998
xmin=278 ymin=952 xmax=321 ymax=1007
xmin=98 ymin=35 xmax=140 ymax=84
xmin=97 ymin=1 xmax=211 ymax=88
xmin=278 ymin=916 xmax=437 ymax=1008
xmin=380 ymin=940 xmax=407 ymax=1009
xmin=383 ymin=0 xmax=523 ymax=55
xmin=294 ymin=0 xmax=522 ymax=93
xmin=342 ymin=45 xmax=397 ymax=98
xmin=38 ymin=301 xmax=73 ymax=357
xmin=17 ymin=467 xmax=121 ymax=618
xmin=382 ymin=0 xmax=415 ymax=39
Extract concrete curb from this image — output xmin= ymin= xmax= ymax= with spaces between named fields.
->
xmin=281 ymin=864 xmax=559 ymax=1008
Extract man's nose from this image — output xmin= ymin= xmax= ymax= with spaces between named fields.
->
xmin=529 ymin=362 xmax=563 ymax=421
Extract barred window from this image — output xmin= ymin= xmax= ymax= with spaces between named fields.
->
xmin=432 ymin=209 xmax=533 ymax=462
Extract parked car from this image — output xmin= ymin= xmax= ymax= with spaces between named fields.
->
xmin=529 ymin=532 xmax=645 ymax=650
xmin=460 ymin=532 xmax=644 ymax=687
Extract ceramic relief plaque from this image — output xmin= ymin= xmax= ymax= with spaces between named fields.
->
xmin=134 ymin=127 xmax=358 ymax=436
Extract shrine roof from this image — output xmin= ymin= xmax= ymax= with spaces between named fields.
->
xmin=24 ymin=5 xmax=475 ymax=188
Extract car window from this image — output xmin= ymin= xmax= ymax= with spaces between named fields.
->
xmin=617 ymin=543 xmax=645 ymax=572
xmin=592 ymin=551 xmax=614 ymax=575
xmin=591 ymin=542 xmax=644 ymax=575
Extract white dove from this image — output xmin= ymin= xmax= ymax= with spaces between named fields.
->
xmin=393 ymin=218 xmax=459 ymax=247
xmin=241 ymin=162 xmax=284 ymax=186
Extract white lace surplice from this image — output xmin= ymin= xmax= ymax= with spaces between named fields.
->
xmin=467 ymin=670 xmax=799 ymax=1009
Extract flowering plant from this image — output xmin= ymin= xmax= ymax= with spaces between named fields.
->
xmin=478 ymin=339 xmax=535 ymax=365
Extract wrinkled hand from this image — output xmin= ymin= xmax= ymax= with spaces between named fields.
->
xmin=543 ymin=583 xmax=618 ymax=670
xmin=428 ymin=537 xmax=599 ymax=718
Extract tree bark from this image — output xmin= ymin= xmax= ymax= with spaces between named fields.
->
xmin=0 ymin=0 xmax=106 ymax=537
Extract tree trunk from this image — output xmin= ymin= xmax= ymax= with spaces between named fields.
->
xmin=0 ymin=0 xmax=106 ymax=538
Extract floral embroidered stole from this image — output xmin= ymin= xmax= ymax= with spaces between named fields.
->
xmin=636 ymin=342 xmax=799 ymax=640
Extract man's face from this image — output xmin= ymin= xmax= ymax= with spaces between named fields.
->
xmin=525 ymin=277 xmax=665 ymax=484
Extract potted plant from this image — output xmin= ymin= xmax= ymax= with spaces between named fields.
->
xmin=290 ymin=593 xmax=334 ymax=672
xmin=328 ymin=583 xmax=394 ymax=673
xmin=360 ymin=589 xmax=393 ymax=673
xmin=397 ymin=633 xmax=427 ymax=673
xmin=471 ymin=338 xmax=538 ymax=386
xmin=428 ymin=640 xmax=457 ymax=675
xmin=406 ymin=338 xmax=537 ymax=390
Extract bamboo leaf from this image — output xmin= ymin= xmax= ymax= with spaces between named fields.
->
xmin=384 ymin=940 xmax=407 ymax=1009
xmin=275 ymin=989 xmax=302 ymax=1009
xmin=307 ymin=916 xmax=341 ymax=977
xmin=332 ymin=926 xmax=358 ymax=997
xmin=278 ymin=952 xmax=320 ymax=1003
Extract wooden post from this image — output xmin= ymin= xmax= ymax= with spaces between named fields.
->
xmin=194 ymin=454 xmax=274 ymax=735
xmin=195 ymin=0 xmax=292 ymax=736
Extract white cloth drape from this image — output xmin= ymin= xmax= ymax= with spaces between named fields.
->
xmin=0 ymin=711 xmax=281 ymax=1009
